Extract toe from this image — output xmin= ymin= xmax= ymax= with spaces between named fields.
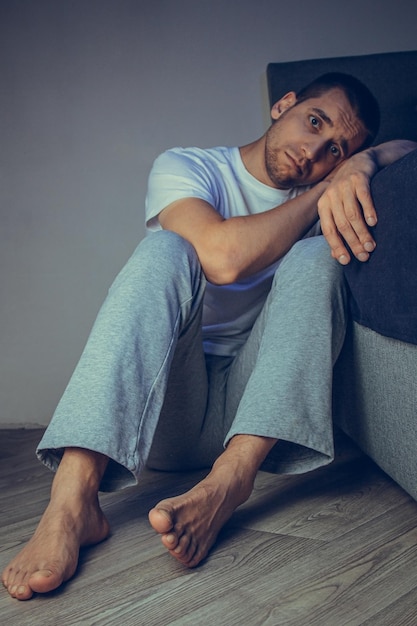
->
xmin=13 ymin=583 xmax=34 ymax=601
xmin=161 ymin=532 xmax=178 ymax=550
xmin=172 ymin=537 xmax=199 ymax=567
xmin=172 ymin=533 xmax=190 ymax=556
xmin=4 ymin=570 xmax=34 ymax=601
xmin=3 ymin=567 xmax=59 ymax=600
xmin=29 ymin=568 xmax=63 ymax=594
xmin=148 ymin=506 xmax=174 ymax=534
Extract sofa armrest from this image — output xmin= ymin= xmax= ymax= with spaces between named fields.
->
xmin=334 ymin=321 xmax=417 ymax=501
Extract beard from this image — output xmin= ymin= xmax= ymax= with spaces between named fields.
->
xmin=264 ymin=150 xmax=298 ymax=189
xmin=264 ymin=109 xmax=310 ymax=189
xmin=264 ymin=116 xmax=304 ymax=189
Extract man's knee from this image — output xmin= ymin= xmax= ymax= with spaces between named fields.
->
xmin=108 ymin=230 xmax=203 ymax=299
xmin=137 ymin=230 xmax=199 ymax=269
xmin=290 ymin=234 xmax=329 ymax=256
xmin=281 ymin=236 xmax=340 ymax=277
xmin=129 ymin=230 xmax=202 ymax=283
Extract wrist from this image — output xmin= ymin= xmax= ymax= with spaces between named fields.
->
xmin=360 ymin=146 xmax=379 ymax=172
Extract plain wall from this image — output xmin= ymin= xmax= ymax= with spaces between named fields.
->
xmin=1 ymin=0 xmax=416 ymax=427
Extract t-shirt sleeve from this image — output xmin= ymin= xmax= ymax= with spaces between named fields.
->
xmin=145 ymin=149 xmax=218 ymax=231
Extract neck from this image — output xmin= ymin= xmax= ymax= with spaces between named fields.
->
xmin=239 ymin=136 xmax=278 ymax=188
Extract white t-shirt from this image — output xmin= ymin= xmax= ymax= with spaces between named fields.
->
xmin=145 ymin=146 xmax=320 ymax=356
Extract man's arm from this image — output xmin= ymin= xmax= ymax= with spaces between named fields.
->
xmin=158 ymin=182 xmax=326 ymax=284
xmin=318 ymin=139 xmax=417 ymax=264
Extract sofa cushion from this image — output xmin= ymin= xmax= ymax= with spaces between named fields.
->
xmin=343 ymin=149 xmax=417 ymax=345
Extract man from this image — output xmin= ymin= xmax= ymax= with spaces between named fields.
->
xmin=3 ymin=73 xmax=416 ymax=600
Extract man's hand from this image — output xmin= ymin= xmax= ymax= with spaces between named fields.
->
xmin=318 ymin=140 xmax=417 ymax=264
xmin=318 ymin=150 xmax=378 ymax=264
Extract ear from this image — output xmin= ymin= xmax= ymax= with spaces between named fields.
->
xmin=270 ymin=91 xmax=297 ymax=120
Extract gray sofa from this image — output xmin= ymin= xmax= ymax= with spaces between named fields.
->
xmin=267 ymin=51 xmax=417 ymax=500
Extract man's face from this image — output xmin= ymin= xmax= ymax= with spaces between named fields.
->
xmin=264 ymin=88 xmax=368 ymax=189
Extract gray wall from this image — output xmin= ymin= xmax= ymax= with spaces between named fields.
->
xmin=1 ymin=0 xmax=416 ymax=427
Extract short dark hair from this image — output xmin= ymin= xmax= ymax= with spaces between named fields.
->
xmin=296 ymin=72 xmax=380 ymax=149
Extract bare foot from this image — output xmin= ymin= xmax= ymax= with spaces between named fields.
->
xmin=2 ymin=449 xmax=110 ymax=601
xmin=148 ymin=434 xmax=276 ymax=567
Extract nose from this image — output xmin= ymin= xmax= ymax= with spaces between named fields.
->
xmin=303 ymin=137 xmax=326 ymax=162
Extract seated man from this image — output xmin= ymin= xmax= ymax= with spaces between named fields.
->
xmin=2 ymin=72 xmax=416 ymax=601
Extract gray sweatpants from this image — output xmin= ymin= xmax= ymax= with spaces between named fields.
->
xmin=37 ymin=231 xmax=347 ymax=491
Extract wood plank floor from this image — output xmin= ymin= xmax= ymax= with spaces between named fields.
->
xmin=1 ymin=428 xmax=417 ymax=626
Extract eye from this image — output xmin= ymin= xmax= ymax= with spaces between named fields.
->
xmin=330 ymin=145 xmax=341 ymax=158
xmin=310 ymin=115 xmax=320 ymax=128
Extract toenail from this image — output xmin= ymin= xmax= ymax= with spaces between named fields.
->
xmin=165 ymin=533 xmax=175 ymax=544
xmin=17 ymin=585 xmax=26 ymax=595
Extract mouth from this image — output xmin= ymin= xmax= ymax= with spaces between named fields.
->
xmin=286 ymin=152 xmax=303 ymax=176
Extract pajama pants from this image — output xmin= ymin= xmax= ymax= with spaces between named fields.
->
xmin=37 ymin=231 xmax=348 ymax=491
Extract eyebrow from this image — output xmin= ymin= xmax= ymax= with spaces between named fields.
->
xmin=312 ymin=107 xmax=348 ymax=157
xmin=312 ymin=107 xmax=333 ymax=127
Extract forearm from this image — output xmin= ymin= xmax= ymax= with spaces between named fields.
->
xmin=366 ymin=139 xmax=417 ymax=170
xmin=216 ymin=183 xmax=326 ymax=282
xmin=159 ymin=182 xmax=327 ymax=284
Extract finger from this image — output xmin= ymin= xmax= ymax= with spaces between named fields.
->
xmin=356 ymin=182 xmax=378 ymax=228
xmin=335 ymin=208 xmax=374 ymax=262
xmin=319 ymin=183 xmax=376 ymax=263
xmin=318 ymin=201 xmax=352 ymax=264
xmin=343 ymin=176 xmax=377 ymax=238
xmin=336 ymin=187 xmax=377 ymax=260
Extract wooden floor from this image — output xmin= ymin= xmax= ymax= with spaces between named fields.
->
xmin=1 ymin=429 xmax=417 ymax=626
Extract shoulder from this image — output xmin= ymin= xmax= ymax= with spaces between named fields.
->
xmin=151 ymin=146 xmax=237 ymax=177
xmin=145 ymin=146 xmax=238 ymax=228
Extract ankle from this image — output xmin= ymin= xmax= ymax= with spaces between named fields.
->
xmin=223 ymin=434 xmax=277 ymax=473
xmin=50 ymin=448 xmax=108 ymax=501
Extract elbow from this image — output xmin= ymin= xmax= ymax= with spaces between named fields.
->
xmin=205 ymin=268 xmax=241 ymax=286
xmin=201 ymin=248 xmax=243 ymax=285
